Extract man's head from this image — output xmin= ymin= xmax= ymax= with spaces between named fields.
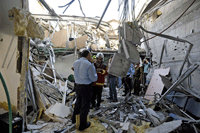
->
xmin=96 ymin=52 xmax=104 ymax=63
xmin=81 ymin=50 xmax=92 ymax=60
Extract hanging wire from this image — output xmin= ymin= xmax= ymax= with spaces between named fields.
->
xmin=78 ymin=0 xmax=86 ymax=17
xmin=58 ymin=0 xmax=75 ymax=14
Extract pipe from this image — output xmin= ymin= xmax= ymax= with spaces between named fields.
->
xmin=39 ymin=0 xmax=61 ymax=18
xmin=180 ymin=110 xmax=198 ymax=133
xmin=156 ymin=64 xmax=199 ymax=103
xmin=178 ymin=43 xmax=193 ymax=77
xmin=96 ymin=0 xmax=112 ymax=29
xmin=62 ymin=80 xmax=68 ymax=105
xmin=140 ymin=26 xmax=194 ymax=78
xmin=0 ymin=72 xmax=12 ymax=133
xmin=159 ymin=40 xmax=167 ymax=68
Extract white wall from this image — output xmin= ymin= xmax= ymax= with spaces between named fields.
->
xmin=141 ymin=0 xmax=200 ymax=94
xmin=0 ymin=0 xmax=22 ymax=106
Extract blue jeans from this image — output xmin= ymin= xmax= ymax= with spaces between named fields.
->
xmin=109 ymin=76 xmax=117 ymax=100
xmin=118 ymin=77 xmax=122 ymax=88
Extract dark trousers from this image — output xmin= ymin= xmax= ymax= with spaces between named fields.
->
xmin=133 ymin=77 xmax=140 ymax=95
xmin=144 ymin=73 xmax=147 ymax=84
xmin=71 ymin=84 xmax=92 ymax=127
xmin=124 ymin=77 xmax=132 ymax=95
xmin=91 ymin=86 xmax=103 ymax=108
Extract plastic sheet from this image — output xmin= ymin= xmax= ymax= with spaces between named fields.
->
xmin=9 ymin=7 xmax=44 ymax=40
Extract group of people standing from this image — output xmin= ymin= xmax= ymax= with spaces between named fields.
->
xmin=71 ymin=50 xmax=150 ymax=131
xmin=121 ymin=58 xmax=150 ymax=96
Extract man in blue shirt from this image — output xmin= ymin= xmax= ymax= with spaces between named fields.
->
xmin=143 ymin=59 xmax=150 ymax=84
xmin=71 ymin=50 xmax=98 ymax=131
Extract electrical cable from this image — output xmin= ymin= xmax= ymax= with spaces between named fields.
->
xmin=0 ymin=72 xmax=12 ymax=133
xmin=58 ymin=0 xmax=75 ymax=14
xmin=78 ymin=0 xmax=86 ymax=17
xmin=141 ymin=0 xmax=196 ymax=43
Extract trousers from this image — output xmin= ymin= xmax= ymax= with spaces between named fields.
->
xmin=91 ymin=86 xmax=103 ymax=108
xmin=71 ymin=84 xmax=92 ymax=127
xmin=109 ymin=76 xmax=117 ymax=100
xmin=123 ymin=77 xmax=132 ymax=95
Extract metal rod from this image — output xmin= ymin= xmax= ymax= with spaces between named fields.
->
xmin=159 ymin=40 xmax=167 ymax=68
xmin=28 ymin=66 xmax=37 ymax=111
xmin=156 ymin=64 xmax=199 ymax=103
xmin=180 ymin=110 xmax=198 ymax=133
xmin=96 ymin=0 xmax=112 ymax=29
xmin=139 ymin=100 xmax=157 ymax=127
xmin=41 ymin=60 xmax=49 ymax=73
xmin=39 ymin=0 xmax=61 ymax=18
xmin=178 ymin=44 xmax=193 ymax=77
xmin=62 ymin=80 xmax=68 ymax=105
xmin=140 ymin=26 xmax=194 ymax=79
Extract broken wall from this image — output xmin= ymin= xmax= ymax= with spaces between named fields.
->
xmin=141 ymin=0 xmax=200 ymax=93
xmin=54 ymin=54 xmax=77 ymax=79
xmin=0 ymin=0 xmax=22 ymax=107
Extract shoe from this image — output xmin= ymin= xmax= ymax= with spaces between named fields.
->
xmin=122 ymin=94 xmax=126 ymax=96
xmin=71 ymin=119 xmax=76 ymax=124
xmin=79 ymin=122 xmax=91 ymax=131
xmin=95 ymin=106 xmax=100 ymax=110
xmin=106 ymin=97 xmax=113 ymax=99
xmin=111 ymin=99 xmax=118 ymax=102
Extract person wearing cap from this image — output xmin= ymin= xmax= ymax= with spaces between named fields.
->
xmin=71 ymin=50 xmax=97 ymax=131
xmin=91 ymin=52 xmax=108 ymax=110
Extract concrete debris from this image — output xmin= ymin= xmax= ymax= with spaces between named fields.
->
xmin=102 ymin=123 xmax=109 ymax=129
xmin=22 ymin=20 xmax=199 ymax=133
xmin=146 ymin=120 xmax=182 ymax=133
xmin=144 ymin=67 xmax=170 ymax=101
xmin=27 ymin=123 xmax=48 ymax=130
xmin=121 ymin=122 xmax=130 ymax=131
xmin=48 ymin=103 xmax=71 ymax=118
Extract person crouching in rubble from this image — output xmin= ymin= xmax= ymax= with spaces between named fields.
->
xmin=133 ymin=63 xmax=143 ymax=96
xmin=91 ymin=52 xmax=108 ymax=110
xmin=71 ymin=50 xmax=98 ymax=131
xmin=107 ymin=55 xmax=118 ymax=102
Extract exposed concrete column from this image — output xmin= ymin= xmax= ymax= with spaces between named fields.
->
xmin=18 ymin=37 xmax=30 ymax=130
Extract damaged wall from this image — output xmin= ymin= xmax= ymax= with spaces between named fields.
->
xmin=141 ymin=0 xmax=200 ymax=93
xmin=0 ymin=0 xmax=22 ymax=107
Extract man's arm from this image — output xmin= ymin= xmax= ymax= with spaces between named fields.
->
xmin=88 ymin=64 xmax=98 ymax=82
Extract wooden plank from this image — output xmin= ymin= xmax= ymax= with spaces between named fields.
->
xmin=144 ymin=68 xmax=170 ymax=101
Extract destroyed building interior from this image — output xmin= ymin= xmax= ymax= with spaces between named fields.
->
xmin=1 ymin=0 xmax=200 ymax=133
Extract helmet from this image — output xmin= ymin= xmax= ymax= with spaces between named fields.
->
xmin=96 ymin=52 xmax=104 ymax=61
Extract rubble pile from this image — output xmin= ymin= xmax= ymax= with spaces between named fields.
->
xmin=24 ymin=37 xmax=200 ymax=133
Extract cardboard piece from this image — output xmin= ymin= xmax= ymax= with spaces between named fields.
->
xmin=68 ymin=35 xmax=88 ymax=49
xmin=144 ymin=68 xmax=170 ymax=101
xmin=47 ymin=29 xmax=69 ymax=48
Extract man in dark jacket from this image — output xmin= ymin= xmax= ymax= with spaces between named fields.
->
xmin=91 ymin=52 xmax=108 ymax=110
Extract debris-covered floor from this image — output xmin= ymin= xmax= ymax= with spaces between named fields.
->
xmin=21 ymin=81 xmax=200 ymax=133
